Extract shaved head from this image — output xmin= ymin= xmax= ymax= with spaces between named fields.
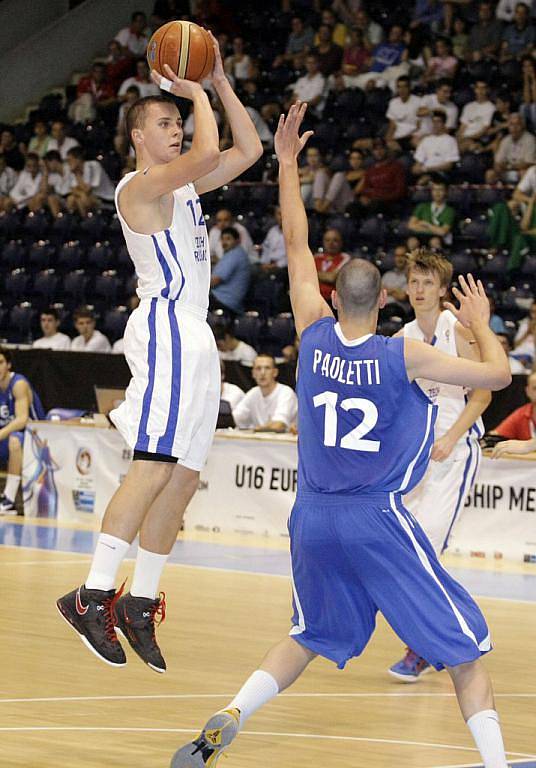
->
xmin=335 ymin=259 xmax=382 ymax=316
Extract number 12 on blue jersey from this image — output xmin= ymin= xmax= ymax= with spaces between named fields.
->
xmin=313 ymin=391 xmax=380 ymax=452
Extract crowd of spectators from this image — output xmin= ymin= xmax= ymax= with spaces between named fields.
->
xmin=0 ymin=1 xmax=535 ymax=432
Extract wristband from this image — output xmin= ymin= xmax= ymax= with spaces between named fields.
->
xmin=160 ymin=77 xmax=173 ymax=93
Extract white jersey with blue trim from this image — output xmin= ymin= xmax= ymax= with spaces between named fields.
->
xmin=115 ymin=171 xmax=210 ymax=309
xmin=403 ymin=310 xmax=484 ymax=449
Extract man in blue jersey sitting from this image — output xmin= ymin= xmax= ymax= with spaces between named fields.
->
xmin=170 ymin=103 xmax=512 ymax=768
xmin=0 ymin=347 xmax=44 ymax=514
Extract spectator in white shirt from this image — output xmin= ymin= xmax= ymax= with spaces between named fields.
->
xmin=6 ymin=153 xmax=43 ymax=211
xmin=114 ymin=85 xmax=141 ymax=157
xmin=112 ymin=338 xmax=124 ymax=354
xmin=224 ymin=36 xmax=255 ymax=82
xmin=208 ymin=208 xmax=256 ymax=264
xmin=458 ymin=80 xmax=496 ymax=153
xmin=385 ymin=76 xmax=422 ymax=152
xmin=511 ymin=163 xmax=536 ymax=212
xmin=232 ymin=354 xmax=298 ymax=432
xmin=220 ymin=359 xmax=245 ymax=410
xmin=65 ymin=146 xmax=115 ymax=217
xmin=260 ymin=206 xmax=287 ymax=271
xmin=32 ymin=308 xmax=71 ymax=351
xmin=214 ymin=324 xmax=257 ymax=367
xmin=299 ymin=145 xmax=330 ymax=211
xmin=38 ymin=150 xmax=71 ymax=218
xmin=496 ymin=0 xmax=531 ymax=21
xmin=71 ymin=308 xmax=111 ymax=353
xmin=486 ymin=113 xmax=536 ymax=184
xmin=497 ymin=333 xmax=530 ymax=374
xmin=118 ymin=59 xmax=160 ymax=101
xmin=289 ymin=54 xmax=327 ymax=117
xmin=412 ymin=111 xmax=460 ymax=183
xmin=381 ymin=245 xmax=409 ymax=307
xmin=414 ymin=79 xmax=459 ymax=145
xmin=115 ymin=11 xmax=149 ymax=58
xmin=47 ymin=121 xmax=79 ymax=161
xmin=0 ymin=155 xmax=18 ymax=211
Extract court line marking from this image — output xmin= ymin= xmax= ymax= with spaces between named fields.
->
xmin=1 ymin=692 xmax=536 ymax=704
xmin=0 ymin=725 xmax=534 ymax=758
xmin=433 ymin=761 xmax=536 ymax=768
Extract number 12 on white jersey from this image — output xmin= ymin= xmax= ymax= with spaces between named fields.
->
xmin=313 ymin=391 xmax=380 ymax=452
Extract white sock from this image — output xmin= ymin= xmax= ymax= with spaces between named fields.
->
xmin=227 ymin=670 xmax=279 ymax=728
xmin=130 ymin=546 xmax=169 ymax=599
xmin=4 ymin=474 xmax=20 ymax=502
xmin=85 ymin=533 xmax=130 ymax=591
xmin=467 ymin=709 xmax=508 ymax=768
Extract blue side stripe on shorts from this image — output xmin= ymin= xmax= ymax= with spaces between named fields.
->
xmin=441 ymin=437 xmax=475 ymax=553
xmin=165 ymin=229 xmax=185 ymax=301
xmin=152 ymin=234 xmax=173 ymax=299
xmin=156 ymin=301 xmax=182 ymax=453
xmin=135 ymin=298 xmax=158 ymax=452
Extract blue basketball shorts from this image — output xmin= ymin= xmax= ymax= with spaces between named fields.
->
xmin=288 ymin=490 xmax=491 ymax=670
xmin=0 ymin=431 xmax=24 ymax=466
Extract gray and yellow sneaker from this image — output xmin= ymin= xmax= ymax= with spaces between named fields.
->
xmin=170 ymin=708 xmax=240 ymax=767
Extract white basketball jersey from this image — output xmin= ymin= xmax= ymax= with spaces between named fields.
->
xmin=115 ymin=171 xmax=210 ymax=310
xmin=403 ymin=310 xmax=484 ymax=446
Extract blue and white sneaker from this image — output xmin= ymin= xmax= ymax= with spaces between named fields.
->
xmin=170 ymin=708 xmax=240 ymax=767
xmin=388 ymin=648 xmax=433 ymax=682
xmin=0 ymin=494 xmax=16 ymax=515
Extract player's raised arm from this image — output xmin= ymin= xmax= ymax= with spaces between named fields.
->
xmin=127 ymin=65 xmax=220 ymax=201
xmin=405 ymin=275 xmax=511 ymax=391
xmin=276 ymin=102 xmax=333 ymax=336
xmin=195 ymin=33 xmax=263 ymax=194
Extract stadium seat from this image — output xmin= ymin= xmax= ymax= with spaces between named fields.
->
xmin=57 ymin=241 xmax=84 ymax=271
xmin=480 ymin=253 xmax=510 ymax=280
xmin=79 ymin=211 xmax=106 ymax=242
xmin=450 ymin=250 xmax=479 ymax=275
xmin=63 ymin=270 xmax=89 ymax=304
xmin=249 ymin=274 xmax=284 ymax=319
xmin=103 ymin=306 xmax=129 ymax=342
xmin=5 ymin=268 xmax=30 ymax=300
xmin=377 ymin=315 xmax=404 ymax=336
xmin=358 ymin=215 xmax=388 ymax=247
xmin=32 ymin=269 xmax=59 ymax=305
xmin=266 ymin=313 xmax=295 ymax=351
xmin=50 ymin=212 xmax=77 ymax=242
xmin=10 ymin=302 xmax=37 ymax=341
xmin=87 ymin=242 xmax=113 ymax=271
xmin=234 ymin=311 xmax=262 ymax=349
xmin=94 ymin=270 xmax=120 ymax=303
xmin=28 ymin=240 xmax=56 ymax=270
xmin=374 ymin=250 xmax=395 ymax=273
xmin=3 ymin=240 xmax=26 ymax=269
xmin=0 ymin=210 xmax=20 ymax=238
xmin=459 ymin=216 xmax=489 ymax=247
xmin=23 ymin=210 xmax=48 ymax=239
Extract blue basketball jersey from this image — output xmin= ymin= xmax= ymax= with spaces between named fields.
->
xmin=0 ymin=373 xmax=45 ymax=429
xmin=296 ymin=318 xmax=437 ymax=495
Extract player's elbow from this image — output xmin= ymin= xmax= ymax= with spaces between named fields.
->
xmin=490 ymin=366 xmax=511 ymax=391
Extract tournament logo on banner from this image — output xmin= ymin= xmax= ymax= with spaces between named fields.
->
xmin=22 ymin=429 xmax=60 ymax=518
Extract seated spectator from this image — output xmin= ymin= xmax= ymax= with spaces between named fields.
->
xmin=0 ymin=154 xmax=18 ymax=207
xmin=489 ymin=297 xmax=507 ymax=334
xmin=351 ymin=138 xmax=406 ymax=212
xmin=496 ymin=0 xmax=531 ymax=22
xmin=32 ymin=308 xmax=71 ymax=351
xmin=209 ymin=227 xmax=251 ymax=317
xmin=69 ymin=62 xmax=116 ymax=124
xmin=64 ymin=146 xmax=115 ymax=217
xmin=408 ymin=178 xmax=456 ymax=244
xmin=351 ymin=24 xmax=408 ymax=91
xmin=47 ymin=120 xmax=79 ymax=161
xmin=382 ymin=245 xmax=409 ymax=307
xmin=41 ymin=150 xmax=71 ymax=217
xmin=384 ymin=76 xmax=422 ymax=152
xmin=260 ymin=206 xmax=287 ymax=271
xmin=450 ymin=16 xmax=470 ymax=59
xmin=341 ymin=27 xmax=369 ymax=78
xmin=0 ymin=346 xmax=45 ymax=514
xmin=424 ymin=37 xmax=458 ymax=83
xmin=115 ymin=11 xmax=150 ymax=57
xmin=232 ymin=354 xmax=297 ymax=433
xmin=71 ymin=308 xmax=111 ymax=352
xmin=27 ymin=119 xmax=52 ymax=158
xmin=105 ymin=39 xmax=133 ymax=93
xmin=220 ymin=359 xmax=245 ymax=410
xmin=468 ymin=1 xmax=503 ymax=60
xmin=457 ymin=80 xmax=496 ymax=154
xmin=115 ymin=85 xmax=141 ymax=156
xmin=289 ymin=54 xmax=327 ymax=118
xmin=221 ymin=105 xmax=272 ymax=150
xmin=298 ymin=145 xmax=330 ymax=211
xmin=0 ymin=127 xmax=24 ymax=171
xmin=213 ymin=323 xmax=257 ymax=367
xmin=312 ymin=24 xmax=343 ymax=77
xmin=414 ymin=79 xmax=458 ymax=146
xmin=411 ymin=0 xmax=444 ymax=31
xmin=513 ymin=301 xmax=536 ymax=364
xmin=497 ymin=333 xmax=530 ymax=374
xmin=493 ymin=372 xmax=536 ymax=439
xmin=225 ymin=36 xmax=256 ymax=82
xmin=317 ymin=149 xmax=366 ymax=214
xmin=5 ymin=153 xmax=42 ymax=212
xmin=412 ymin=111 xmax=460 ymax=183
xmin=183 ymin=90 xmax=223 ymax=149
xmin=208 ymin=208 xmax=255 ymax=263
xmin=520 ymin=56 xmax=536 ymax=132
xmin=486 ymin=113 xmax=536 ymax=185
xmin=276 ymin=15 xmax=315 ymax=67
xmin=353 ymin=8 xmax=384 ymax=49
xmin=313 ymin=228 xmax=351 ymax=302
xmin=501 ymin=2 xmax=535 ymax=58
xmin=316 ymin=8 xmax=348 ymax=48
xmin=483 ymin=90 xmax=513 ymax=154
xmin=510 ymin=163 xmax=536 ymax=213
xmin=118 ymin=58 xmax=159 ymax=100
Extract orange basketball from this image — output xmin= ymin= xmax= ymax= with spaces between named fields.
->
xmin=147 ymin=21 xmax=214 ymax=82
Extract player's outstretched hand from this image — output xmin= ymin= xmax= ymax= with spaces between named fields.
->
xmin=207 ymin=31 xmax=226 ymax=85
xmin=444 ymin=274 xmax=490 ymax=329
xmin=491 ymin=438 xmax=536 ymax=459
xmin=274 ymin=101 xmax=314 ymax=164
xmin=150 ymin=63 xmax=203 ymax=100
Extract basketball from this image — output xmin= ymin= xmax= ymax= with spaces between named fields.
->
xmin=146 ymin=21 xmax=214 ymax=82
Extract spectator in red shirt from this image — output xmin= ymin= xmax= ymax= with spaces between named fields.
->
xmin=350 ymin=138 xmax=407 ymax=215
xmin=69 ymin=62 xmax=117 ymax=124
xmin=105 ymin=39 xmax=134 ymax=93
xmin=493 ymin=372 xmax=536 ymax=440
xmin=313 ymin=228 xmax=351 ymax=301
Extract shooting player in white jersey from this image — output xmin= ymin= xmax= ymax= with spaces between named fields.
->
xmin=389 ymin=249 xmax=491 ymax=682
xmin=57 ymin=36 xmax=263 ymax=673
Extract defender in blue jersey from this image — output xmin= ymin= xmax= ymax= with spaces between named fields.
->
xmin=0 ymin=346 xmax=44 ymax=514
xmin=170 ymin=104 xmax=512 ymax=768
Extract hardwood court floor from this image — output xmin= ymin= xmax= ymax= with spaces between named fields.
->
xmin=1 ymin=543 xmax=535 ymax=768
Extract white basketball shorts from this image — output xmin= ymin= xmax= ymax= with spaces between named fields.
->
xmin=110 ymin=298 xmax=220 ymax=471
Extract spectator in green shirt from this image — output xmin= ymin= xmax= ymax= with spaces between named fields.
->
xmin=407 ymin=178 xmax=456 ymax=245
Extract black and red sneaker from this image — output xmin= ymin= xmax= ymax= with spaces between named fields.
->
xmin=114 ymin=592 xmax=167 ymax=673
xmin=56 ymin=583 xmax=127 ymax=667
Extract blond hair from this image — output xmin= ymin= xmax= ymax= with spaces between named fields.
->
xmin=405 ymin=247 xmax=453 ymax=288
